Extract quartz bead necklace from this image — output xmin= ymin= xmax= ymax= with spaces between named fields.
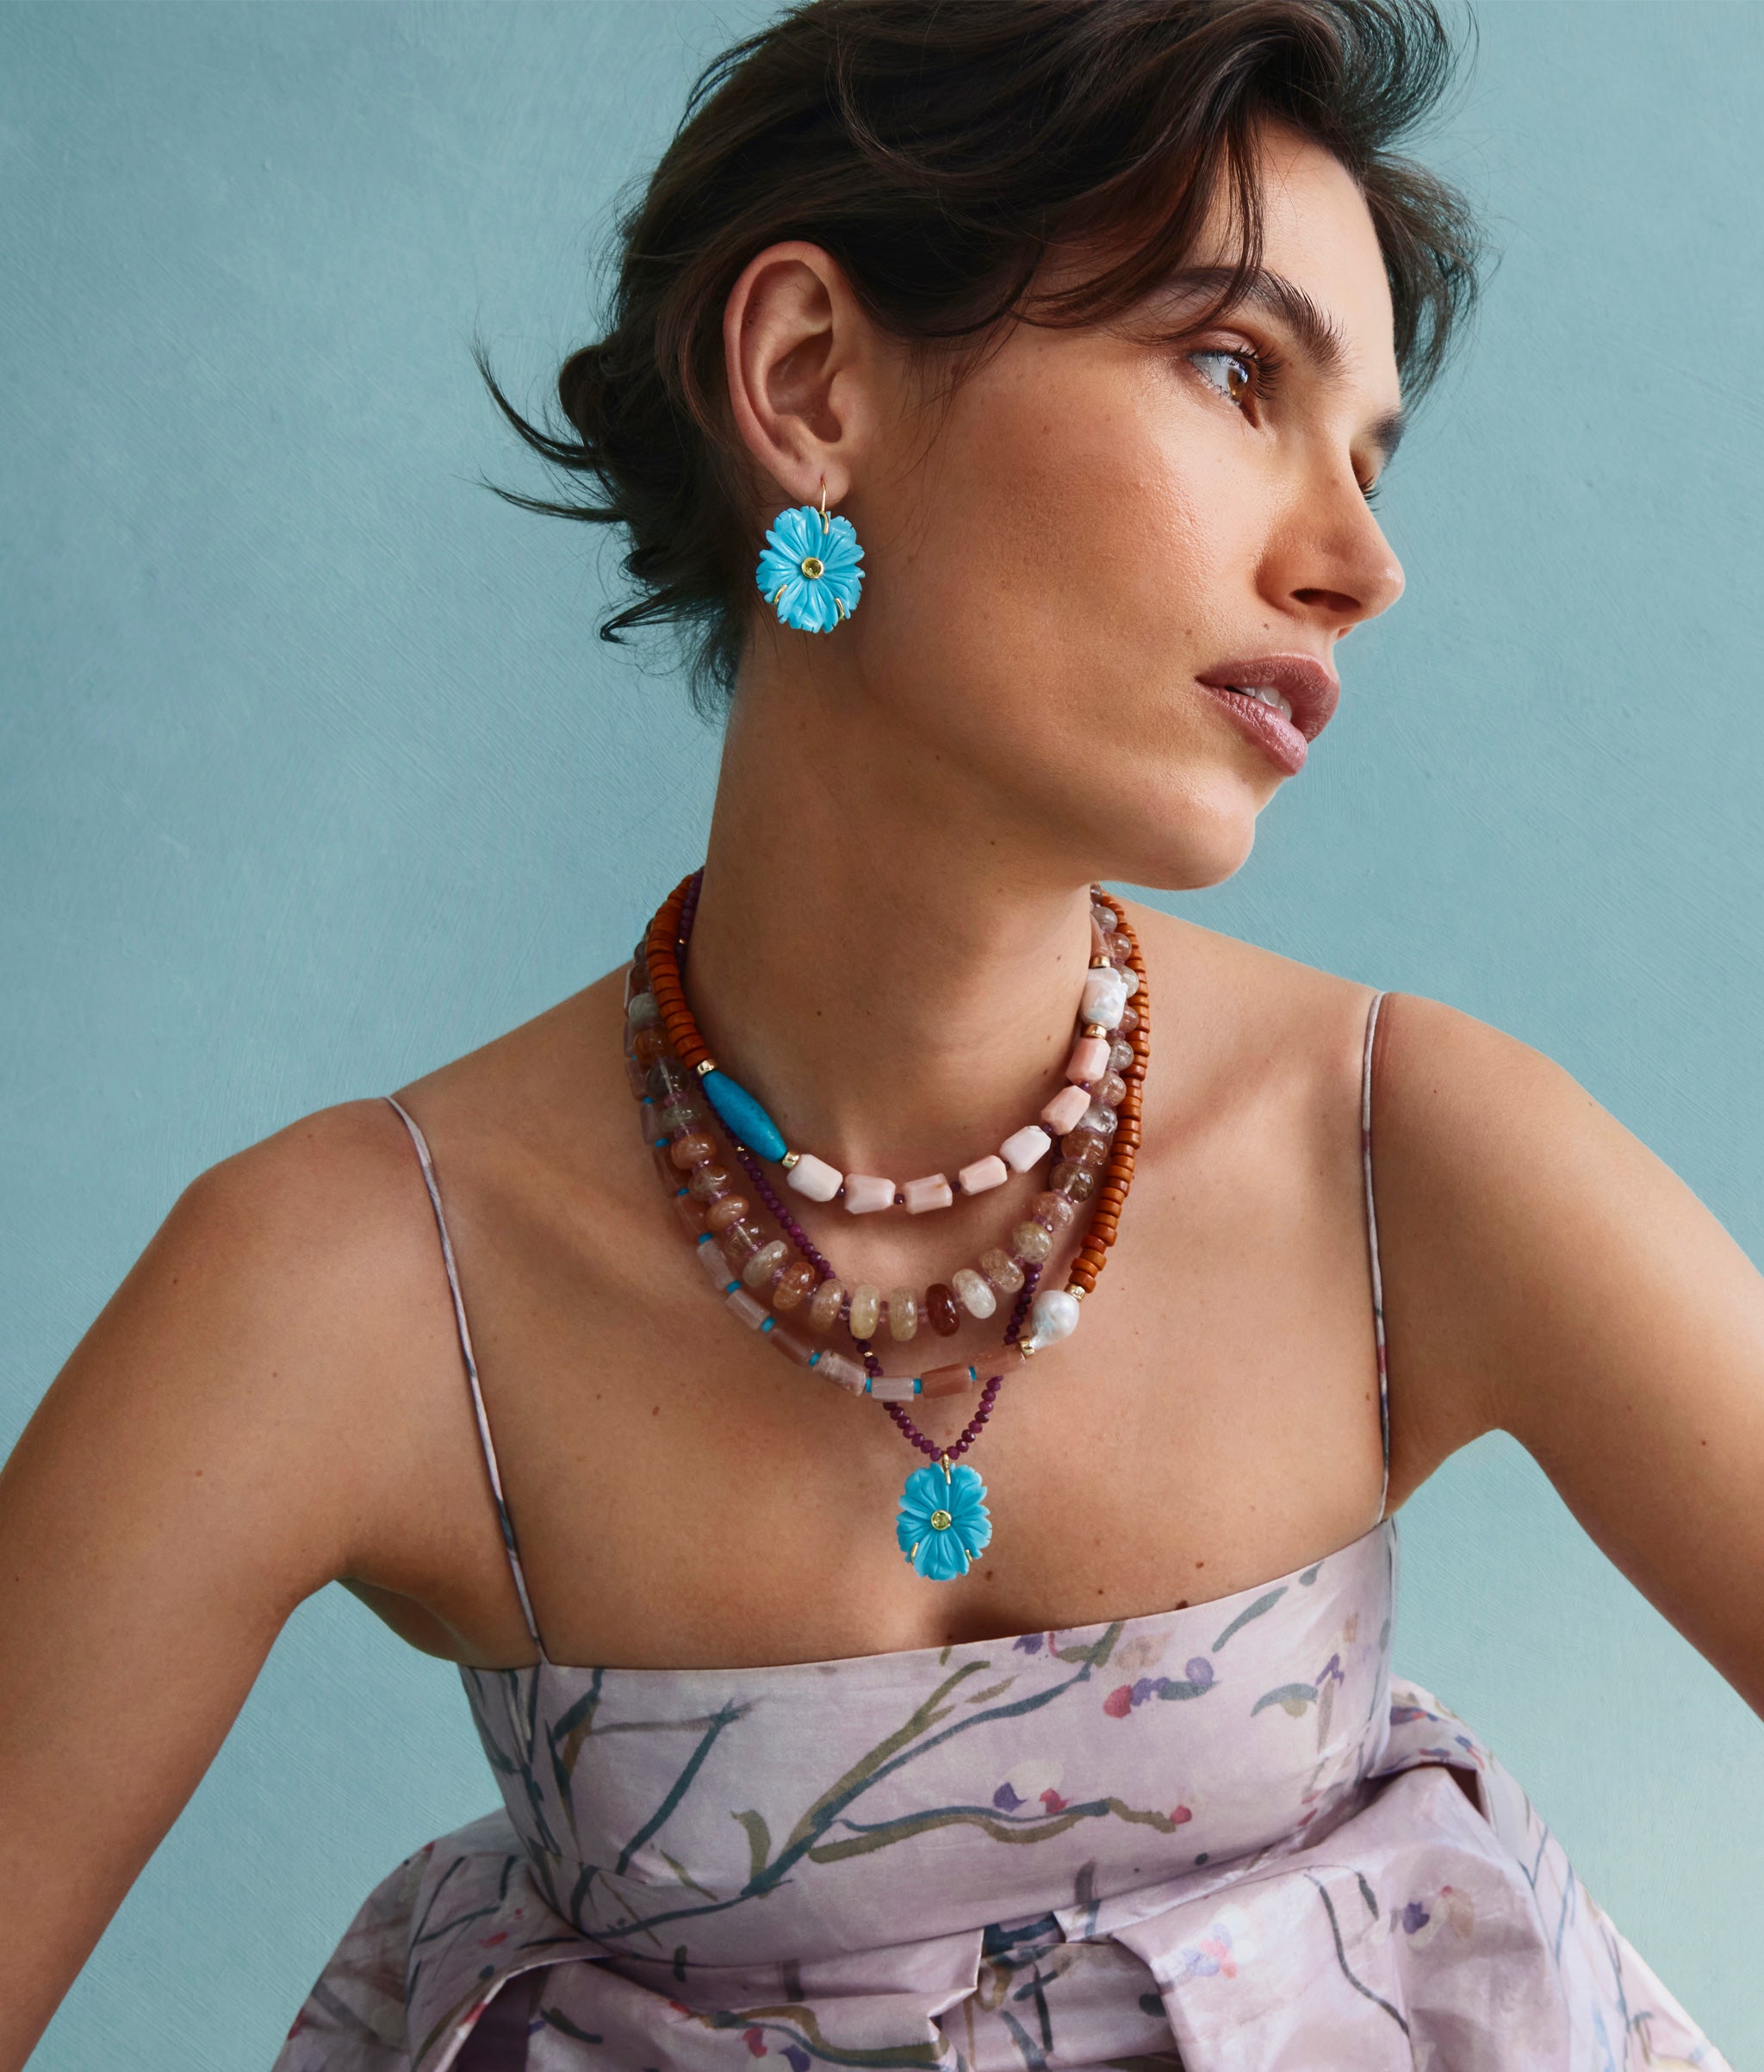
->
xmin=641 ymin=870 xmax=1139 ymax=1214
xmin=625 ymin=872 xmax=1151 ymax=1577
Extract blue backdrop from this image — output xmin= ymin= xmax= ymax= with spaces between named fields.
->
xmin=3 ymin=3 xmax=1759 ymax=2062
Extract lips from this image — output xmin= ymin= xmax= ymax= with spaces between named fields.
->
xmin=1193 ymin=652 xmax=1341 ymax=777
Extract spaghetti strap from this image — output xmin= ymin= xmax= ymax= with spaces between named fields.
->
xmin=1360 ymin=990 xmax=1392 ymax=1520
xmin=384 ymin=1096 xmax=548 ymax=1662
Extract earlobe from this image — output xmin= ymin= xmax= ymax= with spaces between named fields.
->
xmin=722 ymin=240 xmax=865 ymax=513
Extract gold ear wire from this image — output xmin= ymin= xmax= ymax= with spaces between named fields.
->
xmin=817 ymin=478 xmax=829 ymax=523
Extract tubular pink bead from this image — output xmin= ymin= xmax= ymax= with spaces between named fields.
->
xmin=725 ymin=1287 xmax=770 ymax=1328
xmin=1065 ymin=1035 xmax=1110 ymax=1084
xmin=920 ymin=1360 xmax=979 ymax=1398
xmin=768 ymin=1322 xmax=815 ymax=1365
xmin=815 ymin=1348 xmax=867 ymax=1394
xmin=843 ymin=1173 xmax=897 ymax=1215
xmin=867 ymin=1373 xmax=919 ymax=1403
xmin=999 ymin=1124 xmax=1052 ymax=1173
xmin=901 ymin=1173 xmax=953 ymax=1214
xmin=958 ymin=1154 xmax=1009 ymax=1196
xmin=1040 ymin=1083 xmax=1091 ymax=1134
xmin=694 ymin=1236 xmax=736 ymax=1288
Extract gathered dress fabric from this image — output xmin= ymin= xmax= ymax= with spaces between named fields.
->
xmin=275 ymin=994 xmax=1730 ymax=2071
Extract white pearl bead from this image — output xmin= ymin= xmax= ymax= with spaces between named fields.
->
xmin=1024 ymin=1287 xmax=1080 ymax=1352
xmin=786 ymin=1152 xmax=843 ymax=1202
xmin=1080 ymin=966 xmax=1130 ymax=1030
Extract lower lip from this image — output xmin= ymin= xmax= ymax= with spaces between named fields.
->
xmin=1196 ymin=681 xmax=1309 ymax=776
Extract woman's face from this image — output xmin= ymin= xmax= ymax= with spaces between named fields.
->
xmin=841 ymin=122 xmax=1407 ymax=893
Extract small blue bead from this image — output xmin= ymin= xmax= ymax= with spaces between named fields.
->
xmin=761 ymin=1316 xmax=775 ymax=1333
xmin=724 ymin=1280 xmax=741 ymax=1295
xmin=701 ymin=1068 xmax=788 ymax=1163
xmin=807 ymin=1350 xmax=821 ymax=1366
xmin=696 ymin=1233 xmax=714 ymax=1246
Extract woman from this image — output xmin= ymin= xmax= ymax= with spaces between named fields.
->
xmin=0 ymin=0 xmax=1753 ymax=2064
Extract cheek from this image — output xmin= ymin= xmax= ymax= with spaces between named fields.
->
xmin=867 ymin=358 xmax=1254 ymax=748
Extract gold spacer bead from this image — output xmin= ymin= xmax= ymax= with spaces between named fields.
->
xmin=1090 ymin=956 xmax=1112 ymax=969
xmin=1084 ymin=1023 xmax=1107 ymax=1039
xmin=695 ymin=1058 xmax=717 ymax=1077
xmin=1066 ymin=1284 xmax=1086 ymax=1300
xmin=780 ymin=1150 xmax=800 ymax=1170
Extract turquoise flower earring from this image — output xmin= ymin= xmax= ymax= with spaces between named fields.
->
xmin=755 ymin=482 xmax=864 ymax=632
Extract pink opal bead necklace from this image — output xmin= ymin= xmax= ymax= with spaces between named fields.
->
xmin=629 ymin=871 xmax=1152 ymax=1577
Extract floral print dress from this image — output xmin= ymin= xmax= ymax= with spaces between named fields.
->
xmin=274 ymin=997 xmax=1732 ymax=2072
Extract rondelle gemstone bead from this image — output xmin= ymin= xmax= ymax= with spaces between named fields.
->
xmin=719 ymin=1220 xmax=765 ymax=1265
xmin=742 ymin=1238 xmax=791 ymax=1290
xmin=958 ymin=1154 xmax=1009 ymax=1196
xmin=1032 ymin=1190 xmax=1078 ymax=1234
xmin=767 ymin=1321 xmax=815 ymax=1365
xmin=773 ymin=1260 xmax=817 ymax=1310
xmin=886 ymin=1286 xmax=919 ymax=1340
xmin=1065 ymin=1035 xmax=1110 ymax=1085
xmin=844 ymin=1173 xmax=897 ymax=1216
xmin=726 ymin=1286 xmax=770 ymax=1328
xmin=1060 ymin=1126 xmax=1112 ymax=1168
xmin=815 ymin=1348 xmax=867 ymax=1395
xmin=808 ymin=1277 xmax=847 ymax=1333
xmin=687 ymin=1162 xmax=733 ymax=1202
xmin=694 ymin=1235 xmax=736 ymax=1288
xmin=1012 ymin=1220 xmax=1054 ymax=1264
xmin=646 ymin=1058 xmax=690 ymax=1103
xmin=849 ymin=1284 xmax=882 ymax=1339
xmin=669 ymin=1132 xmax=716 ymax=1170
xmin=1040 ymin=1083 xmax=1092 ymax=1135
xmin=901 ymin=1173 xmax=953 ymax=1215
xmin=925 ymin=1282 xmax=961 ymax=1335
xmin=921 ymin=1360 xmax=980 ymax=1398
xmin=625 ymin=991 xmax=660 ymax=1028
xmin=951 ymin=1267 xmax=997 ymax=1320
xmin=786 ymin=1152 xmax=842 ymax=1203
xmin=658 ymin=1099 xmax=708 ymax=1135
xmin=1026 ymin=1285 xmax=1083 ymax=1351
xmin=705 ymin=1193 xmax=749 ymax=1233
xmin=631 ymin=1024 xmax=669 ymax=1065
xmin=1051 ymin=1159 xmax=1098 ymax=1202
xmin=999 ymin=1124 xmax=1053 ymax=1173
xmin=979 ymin=1247 xmax=1025 ymax=1294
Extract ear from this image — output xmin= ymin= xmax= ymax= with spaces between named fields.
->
xmin=722 ymin=241 xmax=879 ymax=513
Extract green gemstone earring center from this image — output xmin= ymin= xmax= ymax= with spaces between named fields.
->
xmin=798 ymin=555 xmax=824 ymax=580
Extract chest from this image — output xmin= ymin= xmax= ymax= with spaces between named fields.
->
xmin=435 ymin=1092 xmax=1388 ymax=1671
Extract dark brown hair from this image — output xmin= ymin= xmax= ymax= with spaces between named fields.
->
xmin=476 ymin=0 xmax=1482 ymax=713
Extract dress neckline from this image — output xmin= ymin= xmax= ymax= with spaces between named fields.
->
xmin=466 ymin=1511 xmax=1394 ymax=1683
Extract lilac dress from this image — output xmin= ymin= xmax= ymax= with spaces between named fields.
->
xmin=274 ymin=996 xmax=1730 ymax=2070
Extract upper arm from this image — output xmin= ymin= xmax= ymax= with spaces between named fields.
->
xmin=0 ymin=1103 xmax=422 ymax=2068
xmin=1371 ymin=992 xmax=1764 ymax=1715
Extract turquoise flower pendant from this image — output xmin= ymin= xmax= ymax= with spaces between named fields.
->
xmin=895 ymin=1459 xmax=992 ymax=1582
xmin=755 ymin=504 xmax=864 ymax=632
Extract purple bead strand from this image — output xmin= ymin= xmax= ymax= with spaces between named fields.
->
xmin=885 ymin=1372 xmax=1003 ymax=1462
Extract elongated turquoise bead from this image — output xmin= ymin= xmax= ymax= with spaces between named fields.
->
xmin=701 ymin=1067 xmax=788 ymax=1162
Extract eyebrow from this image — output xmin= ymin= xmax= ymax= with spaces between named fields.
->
xmin=1158 ymin=264 xmax=1409 ymax=468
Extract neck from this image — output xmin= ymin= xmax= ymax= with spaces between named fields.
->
xmin=679 ymin=663 xmax=1099 ymax=1181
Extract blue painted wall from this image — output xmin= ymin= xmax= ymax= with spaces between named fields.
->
xmin=3 ymin=3 xmax=1758 ymax=2062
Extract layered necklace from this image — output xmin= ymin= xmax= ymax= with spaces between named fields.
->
xmin=624 ymin=869 xmax=1149 ymax=1579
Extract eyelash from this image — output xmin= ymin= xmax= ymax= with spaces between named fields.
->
xmin=1187 ymin=341 xmax=1384 ymax=507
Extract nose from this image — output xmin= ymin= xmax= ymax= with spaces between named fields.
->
xmin=1279 ymin=471 xmax=1406 ymax=633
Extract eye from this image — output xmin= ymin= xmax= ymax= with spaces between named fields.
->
xmin=1189 ymin=346 xmax=1258 ymax=408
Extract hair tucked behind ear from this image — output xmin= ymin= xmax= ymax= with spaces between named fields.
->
xmin=475 ymin=0 xmax=1484 ymax=719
